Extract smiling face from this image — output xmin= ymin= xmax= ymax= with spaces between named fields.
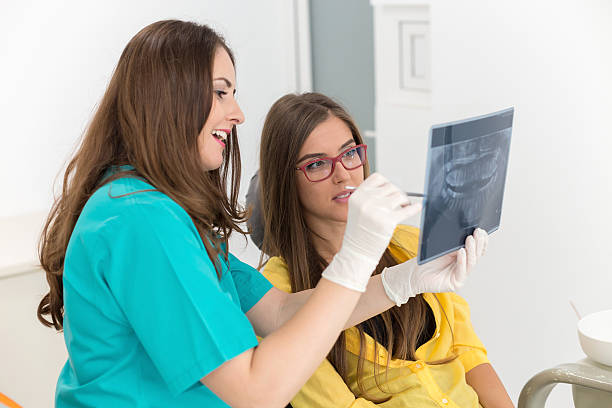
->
xmin=295 ymin=115 xmax=365 ymax=227
xmin=197 ymin=47 xmax=245 ymax=171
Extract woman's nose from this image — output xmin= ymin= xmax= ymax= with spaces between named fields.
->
xmin=228 ymin=98 xmax=245 ymax=125
xmin=331 ymin=161 xmax=351 ymax=183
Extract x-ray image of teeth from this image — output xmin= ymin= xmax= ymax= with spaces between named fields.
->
xmin=418 ymin=108 xmax=514 ymax=265
xmin=439 ymin=129 xmax=509 ymax=226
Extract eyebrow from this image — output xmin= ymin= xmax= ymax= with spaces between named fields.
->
xmin=297 ymin=139 xmax=356 ymax=164
xmin=213 ymin=77 xmax=233 ymax=88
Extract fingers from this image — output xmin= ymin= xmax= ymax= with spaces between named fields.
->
xmin=465 ymin=234 xmax=477 ymax=270
xmin=428 ymin=249 xmax=455 ymax=269
xmin=386 ymin=191 xmax=410 ymax=209
xmin=396 ymin=201 xmax=422 ymax=220
xmin=474 ymin=228 xmax=488 ymax=257
xmin=360 ymin=172 xmax=389 ymax=189
xmin=358 ymin=173 xmax=412 ymax=211
xmin=377 ymin=183 xmax=402 ymax=198
xmin=357 ymin=174 xmax=398 ymax=200
xmin=453 ymin=247 xmax=468 ymax=288
xmin=481 ymin=229 xmax=489 ymax=255
xmin=452 ymin=230 xmax=485 ymax=289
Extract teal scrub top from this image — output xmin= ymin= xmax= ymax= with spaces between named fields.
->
xmin=56 ymin=170 xmax=272 ymax=407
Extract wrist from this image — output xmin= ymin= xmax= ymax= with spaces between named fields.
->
xmin=341 ymin=227 xmax=391 ymax=263
xmin=321 ymin=248 xmax=378 ymax=292
xmin=381 ymin=265 xmax=416 ymax=306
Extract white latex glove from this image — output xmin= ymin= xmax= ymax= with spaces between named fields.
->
xmin=321 ymin=173 xmax=422 ymax=292
xmin=381 ymin=228 xmax=489 ymax=306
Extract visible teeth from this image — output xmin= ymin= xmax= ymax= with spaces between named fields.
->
xmin=212 ymin=130 xmax=228 ymax=140
xmin=336 ymin=192 xmax=350 ymax=199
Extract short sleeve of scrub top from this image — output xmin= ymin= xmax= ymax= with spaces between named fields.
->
xmin=59 ymin=175 xmax=272 ymax=405
xmin=227 ymin=251 xmax=272 ymax=312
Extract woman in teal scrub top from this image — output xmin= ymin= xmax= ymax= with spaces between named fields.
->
xmin=37 ymin=20 xmax=480 ymax=408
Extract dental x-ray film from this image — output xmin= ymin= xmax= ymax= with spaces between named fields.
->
xmin=417 ymin=107 xmax=514 ymax=264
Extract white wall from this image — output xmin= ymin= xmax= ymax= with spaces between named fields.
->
xmin=0 ymin=1 xmax=297 ymax=406
xmin=0 ymin=1 xmax=299 ymax=219
xmin=376 ymin=0 xmax=612 ymax=405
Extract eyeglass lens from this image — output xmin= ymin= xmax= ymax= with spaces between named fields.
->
xmin=305 ymin=145 xmax=366 ymax=181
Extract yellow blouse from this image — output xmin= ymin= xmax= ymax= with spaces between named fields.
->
xmin=262 ymin=225 xmax=490 ymax=408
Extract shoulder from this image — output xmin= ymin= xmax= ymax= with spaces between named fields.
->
xmin=426 ymin=292 xmax=472 ymax=320
xmin=427 ymin=292 xmax=470 ymax=307
xmin=94 ymin=176 xmax=178 ymax=208
xmin=261 ymin=257 xmax=292 ymax=294
xmin=447 ymin=292 xmax=470 ymax=307
xmin=445 ymin=292 xmax=473 ymax=318
xmin=76 ymin=177 xmax=198 ymax=244
xmin=388 ymin=224 xmax=420 ymax=263
xmin=93 ymin=177 xmax=190 ymax=223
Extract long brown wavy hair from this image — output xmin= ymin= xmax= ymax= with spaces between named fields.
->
xmin=259 ymin=93 xmax=455 ymax=400
xmin=37 ymin=20 xmax=246 ymax=331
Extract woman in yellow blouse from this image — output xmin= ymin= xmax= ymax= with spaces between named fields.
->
xmin=257 ymin=93 xmax=514 ymax=408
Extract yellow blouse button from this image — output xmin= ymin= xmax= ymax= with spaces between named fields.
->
xmin=415 ymin=363 xmax=422 ymax=369
xmin=442 ymin=398 xmax=449 ymax=404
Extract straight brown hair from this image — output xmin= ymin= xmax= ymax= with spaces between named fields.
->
xmin=259 ymin=93 xmax=455 ymax=401
xmin=38 ymin=20 xmax=246 ymax=330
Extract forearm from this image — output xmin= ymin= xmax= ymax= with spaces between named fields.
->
xmin=465 ymin=363 xmax=514 ymax=408
xmin=344 ymin=274 xmax=395 ymax=328
xmin=277 ymin=274 xmax=394 ymax=333
xmin=249 ymin=278 xmax=362 ymax=407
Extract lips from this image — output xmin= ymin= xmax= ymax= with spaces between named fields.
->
xmin=333 ymin=190 xmax=352 ymax=200
xmin=211 ymin=128 xmax=231 ymax=148
xmin=211 ymin=129 xmax=230 ymax=141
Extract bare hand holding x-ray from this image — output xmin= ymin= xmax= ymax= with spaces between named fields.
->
xmin=418 ymin=108 xmax=514 ymax=264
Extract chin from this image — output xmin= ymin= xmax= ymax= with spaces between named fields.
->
xmin=201 ymin=157 xmax=224 ymax=171
xmin=331 ymin=210 xmax=349 ymax=224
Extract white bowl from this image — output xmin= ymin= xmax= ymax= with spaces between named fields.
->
xmin=577 ymin=309 xmax=612 ymax=366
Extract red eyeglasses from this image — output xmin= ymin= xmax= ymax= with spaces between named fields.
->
xmin=295 ymin=144 xmax=368 ymax=182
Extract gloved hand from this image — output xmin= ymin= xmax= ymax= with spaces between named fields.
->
xmin=322 ymin=173 xmax=421 ymax=292
xmin=381 ymin=228 xmax=489 ymax=306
